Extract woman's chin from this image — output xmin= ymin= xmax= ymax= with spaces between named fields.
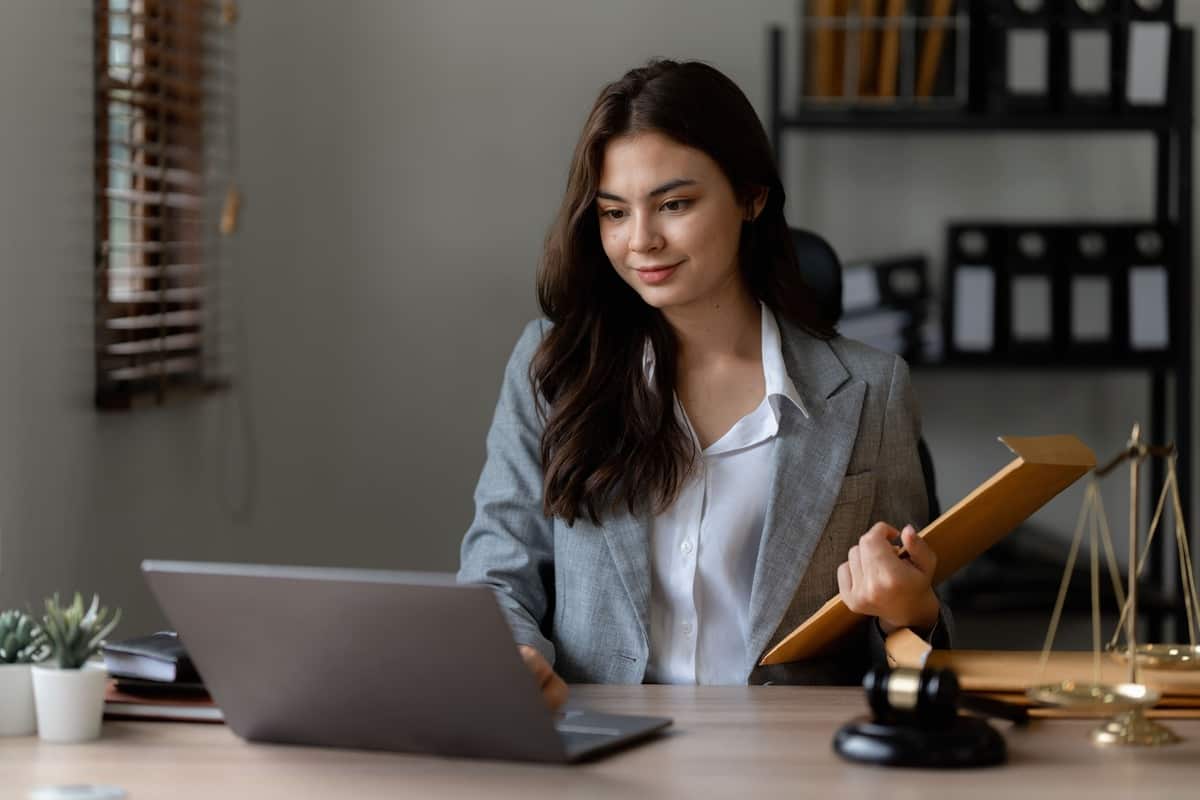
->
xmin=633 ymin=285 xmax=693 ymax=311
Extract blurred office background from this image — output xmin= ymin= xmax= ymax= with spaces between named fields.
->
xmin=0 ymin=1 xmax=1196 ymax=649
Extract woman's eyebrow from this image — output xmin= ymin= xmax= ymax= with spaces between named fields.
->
xmin=596 ymin=178 xmax=698 ymax=203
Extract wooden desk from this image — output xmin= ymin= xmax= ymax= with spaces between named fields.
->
xmin=7 ymin=686 xmax=1200 ymax=798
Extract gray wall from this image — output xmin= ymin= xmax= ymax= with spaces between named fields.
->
xmin=1 ymin=0 xmax=1196 ymax=639
xmin=0 ymin=2 xmax=232 ymax=633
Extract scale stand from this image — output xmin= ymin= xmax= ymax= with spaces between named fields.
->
xmin=1026 ymin=424 xmax=1195 ymax=746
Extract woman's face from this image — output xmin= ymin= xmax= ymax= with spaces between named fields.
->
xmin=595 ymin=131 xmax=763 ymax=315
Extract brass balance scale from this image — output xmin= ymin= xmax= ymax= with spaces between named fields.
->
xmin=1026 ymin=424 xmax=1200 ymax=746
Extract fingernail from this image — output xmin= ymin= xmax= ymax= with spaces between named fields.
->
xmin=902 ymin=524 xmax=915 ymax=535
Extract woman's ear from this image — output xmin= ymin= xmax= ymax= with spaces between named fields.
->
xmin=745 ymin=186 xmax=769 ymax=222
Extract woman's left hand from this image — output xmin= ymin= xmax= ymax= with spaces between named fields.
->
xmin=836 ymin=522 xmax=940 ymax=635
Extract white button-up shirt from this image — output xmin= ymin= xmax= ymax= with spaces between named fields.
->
xmin=645 ymin=304 xmax=807 ymax=685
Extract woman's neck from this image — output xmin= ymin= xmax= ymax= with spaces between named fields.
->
xmin=661 ymin=280 xmax=761 ymax=369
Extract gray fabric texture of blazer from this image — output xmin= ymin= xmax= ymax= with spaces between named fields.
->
xmin=457 ymin=316 xmax=951 ymax=686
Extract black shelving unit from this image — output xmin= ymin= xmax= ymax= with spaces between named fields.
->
xmin=767 ymin=25 xmax=1194 ymax=640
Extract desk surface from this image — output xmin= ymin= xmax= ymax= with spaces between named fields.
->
xmin=8 ymin=685 xmax=1200 ymax=799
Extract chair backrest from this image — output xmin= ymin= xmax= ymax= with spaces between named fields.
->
xmin=790 ymin=227 xmax=843 ymax=322
xmin=788 ymin=227 xmax=940 ymax=520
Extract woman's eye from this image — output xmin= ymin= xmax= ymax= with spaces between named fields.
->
xmin=600 ymin=208 xmax=625 ymax=220
xmin=661 ymin=198 xmax=691 ymax=212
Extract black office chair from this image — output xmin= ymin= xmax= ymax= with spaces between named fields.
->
xmin=790 ymin=228 xmax=941 ymax=520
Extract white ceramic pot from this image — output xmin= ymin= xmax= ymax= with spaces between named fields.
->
xmin=0 ymin=663 xmax=37 ymax=735
xmin=32 ymin=662 xmax=108 ymax=743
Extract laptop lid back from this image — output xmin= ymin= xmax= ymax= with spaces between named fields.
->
xmin=141 ymin=561 xmax=567 ymax=762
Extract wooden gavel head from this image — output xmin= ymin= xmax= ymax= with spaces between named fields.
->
xmin=862 ymin=665 xmax=960 ymax=727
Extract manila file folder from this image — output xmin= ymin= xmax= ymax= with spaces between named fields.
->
xmin=759 ymin=434 xmax=1096 ymax=666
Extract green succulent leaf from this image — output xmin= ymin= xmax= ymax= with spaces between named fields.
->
xmin=40 ymin=592 xmax=122 ymax=669
xmin=0 ymin=609 xmax=49 ymax=663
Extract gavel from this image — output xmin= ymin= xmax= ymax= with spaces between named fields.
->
xmin=863 ymin=665 xmax=1029 ymax=727
xmin=834 ymin=665 xmax=1026 ymax=768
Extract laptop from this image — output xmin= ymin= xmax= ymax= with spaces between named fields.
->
xmin=141 ymin=560 xmax=672 ymax=763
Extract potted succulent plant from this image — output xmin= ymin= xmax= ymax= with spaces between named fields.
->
xmin=32 ymin=593 xmax=121 ymax=743
xmin=0 ymin=610 xmax=49 ymax=735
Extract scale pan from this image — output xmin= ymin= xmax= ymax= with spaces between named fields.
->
xmin=1107 ymin=643 xmax=1200 ymax=671
xmin=1026 ymin=681 xmax=1160 ymax=712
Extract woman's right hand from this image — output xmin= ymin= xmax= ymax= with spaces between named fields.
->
xmin=518 ymin=644 xmax=568 ymax=711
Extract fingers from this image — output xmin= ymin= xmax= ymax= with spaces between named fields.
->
xmin=841 ymin=522 xmax=919 ymax=617
xmin=519 ymin=645 xmax=554 ymax=687
xmin=543 ymin=672 xmax=569 ymax=711
xmin=836 ymin=560 xmax=852 ymax=597
xmin=841 ymin=522 xmax=941 ymax=631
xmin=863 ymin=521 xmax=899 ymax=545
xmin=843 ymin=542 xmax=870 ymax=614
xmin=518 ymin=644 xmax=542 ymax=667
xmin=518 ymin=645 xmax=569 ymax=711
xmin=847 ymin=543 xmax=864 ymax=590
xmin=901 ymin=526 xmax=937 ymax=577
xmin=858 ymin=523 xmax=897 ymax=562
xmin=861 ymin=522 xmax=928 ymax=578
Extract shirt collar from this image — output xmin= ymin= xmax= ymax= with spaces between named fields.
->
xmin=760 ymin=302 xmax=808 ymax=419
xmin=641 ymin=302 xmax=809 ymax=420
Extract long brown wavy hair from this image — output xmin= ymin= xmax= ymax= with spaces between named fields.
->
xmin=533 ymin=59 xmax=835 ymax=526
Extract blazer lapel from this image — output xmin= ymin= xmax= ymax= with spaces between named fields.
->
xmin=745 ymin=324 xmax=865 ymax=668
xmin=602 ymin=504 xmax=652 ymax=649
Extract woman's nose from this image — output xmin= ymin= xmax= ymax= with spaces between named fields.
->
xmin=628 ymin=213 xmax=663 ymax=254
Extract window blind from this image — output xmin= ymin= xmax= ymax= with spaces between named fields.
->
xmin=95 ymin=0 xmax=237 ymax=409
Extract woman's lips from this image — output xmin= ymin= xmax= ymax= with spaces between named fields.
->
xmin=634 ymin=262 xmax=679 ymax=285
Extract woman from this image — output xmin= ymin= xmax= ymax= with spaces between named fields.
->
xmin=458 ymin=60 xmax=948 ymax=708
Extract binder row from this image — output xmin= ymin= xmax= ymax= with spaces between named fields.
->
xmin=797 ymin=0 xmax=969 ymax=108
xmin=984 ymin=0 xmax=1176 ymax=114
xmin=795 ymin=1 xmax=1175 ymax=113
xmin=944 ymin=222 xmax=1175 ymax=362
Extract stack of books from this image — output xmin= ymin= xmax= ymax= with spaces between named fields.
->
xmin=101 ymin=631 xmax=222 ymax=723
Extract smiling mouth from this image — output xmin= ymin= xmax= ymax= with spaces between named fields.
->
xmin=634 ymin=261 xmax=681 ymax=273
xmin=632 ymin=261 xmax=680 ymax=286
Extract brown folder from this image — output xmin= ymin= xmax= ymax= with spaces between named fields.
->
xmin=883 ymin=638 xmax=1200 ymax=719
xmin=899 ymin=649 xmax=1200 ymax=698
xmin=759 ymin=434 xmax=1097 ymax=665
xmin=808 ymin=0 xmax=840 ymax=98
xmin=856 ymin=0 xmax=882 ymax=97
xmin=916 ymin=0 xmax=955 ymax=99
xmin=875 ymin=0 xmax=906 ymax=99
xmin=883 ymin=630 xmax=1200 ymax=718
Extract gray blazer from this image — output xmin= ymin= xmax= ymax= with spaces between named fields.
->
xmin=458 ymin=317 xmax=949 ymax=686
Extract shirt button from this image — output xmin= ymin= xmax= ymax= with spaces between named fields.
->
xmin=681 ymin=540 xmax=693 ymax=555
xmin=682 ymin=622 xmax=693 ymax=635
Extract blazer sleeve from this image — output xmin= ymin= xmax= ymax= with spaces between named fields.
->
xmin=864 ymin=355 xmax=954 ymax=657
xmin=456 ymin=319 xmax=558 ymax=664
